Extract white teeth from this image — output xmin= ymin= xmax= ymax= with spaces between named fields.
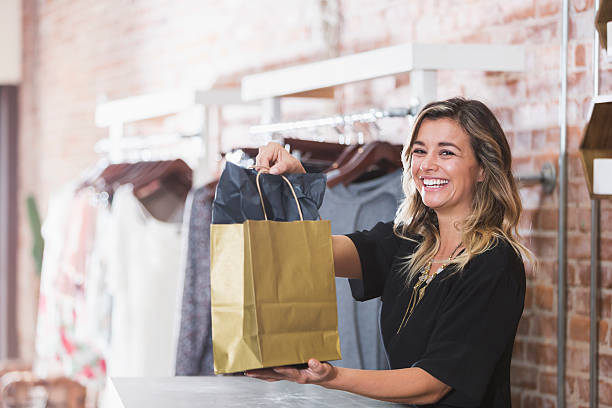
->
xmin=423 ymin=178 xmax=449 ymax=187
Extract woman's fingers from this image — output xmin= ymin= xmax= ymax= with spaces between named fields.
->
xmin=246 ymin=359 xmax=335 ymax=385
xmin=255 ymin=142 xmax=305 ymax=175
xmin=246 ymin=368 xmax=285 ymax=382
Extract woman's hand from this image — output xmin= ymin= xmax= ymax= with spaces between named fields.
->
xmin=246 ymin=358 xmax=337 ymax=385
xmin=256 ymin=142 xmax=306 ymax=175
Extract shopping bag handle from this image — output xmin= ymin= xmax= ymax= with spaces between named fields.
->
xmin=250 ymin=165 xmax=304 ymax=221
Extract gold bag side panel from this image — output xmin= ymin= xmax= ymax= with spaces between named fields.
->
xmin=210 ymin=224 xmax=262 ymax=374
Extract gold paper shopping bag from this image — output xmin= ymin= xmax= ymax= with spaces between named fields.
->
xmin=210 ymin=172 xmax=341 ymax=374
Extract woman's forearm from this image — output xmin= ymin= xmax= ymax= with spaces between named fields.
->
xmin=321 ymin=366 xmax=451 ymax=405
xmin=331 ymin=235 xmax=362 ymax=279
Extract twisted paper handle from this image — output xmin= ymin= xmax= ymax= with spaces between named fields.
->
xmin=250 ymin=165 xmax=304 ymax=221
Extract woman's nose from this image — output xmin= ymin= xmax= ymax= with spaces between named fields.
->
xmin=419 ymin=153 xmax=437 ymax=171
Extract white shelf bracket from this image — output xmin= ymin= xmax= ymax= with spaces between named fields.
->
xmin=410 ymin=70 xmax=438 ymax=108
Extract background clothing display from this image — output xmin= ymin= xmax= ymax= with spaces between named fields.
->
xmin=174 ymin=186 xmax=215 ymax=376
xmin=347 ymin=222 xmax=526 ymax=407
xmin=106 ymin=185 xmax=183 ymax=377
xmin=34 ymin=186 xmax=107 ymax=387
xmin=319 ymin=169 xmax=403 ymax=370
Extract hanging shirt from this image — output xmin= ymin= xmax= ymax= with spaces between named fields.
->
xmin=174 ymin=186 xmax=215 ymax=376
xmin=34 ymin=187 xmax=107 ymax=386
xmin=318 ymin=169 xmax=403 ymax=370
xmin=106 ymin=185 xmax=183 ymax=377
xmin=347 ymin=222 xmax=525 ymax=407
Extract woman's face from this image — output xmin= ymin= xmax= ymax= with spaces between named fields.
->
xmin=409 ymin=118 xmax=483 ymax=219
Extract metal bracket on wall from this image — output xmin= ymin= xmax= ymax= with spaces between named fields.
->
xmin=516 ymin=161 xmax=557 ymax=194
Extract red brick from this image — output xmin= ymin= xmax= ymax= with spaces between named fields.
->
xmin=573 ymin=376 xmax=590 ymax=401
xmin=568 ymin=153 xmax=585 ymax=181
xmin=603 ymin=293 xmax=612 ymax=319
xmin=513 ymin=339 xmax=527 ymax=360
xmin=601 ymin=320 xmax=609 ymax=344
xmin=535 ymin=284 xmax=555 ymax=311
xmin=521 ymin=209 xmax=536 ymax=232
xmin=527 ymin=342 xmax=557 ymax=366
xmin=536 ymin=0 xmax=561 ymax=17
xmin=535 ymin=209 xmax=558 ymax=231
xmin=604 ymin=265 xmax=612 ymax=290
xmin=600 ymin=380 xmax=612 ymax=406
xmin=575 ymin=43 xmax=586 ymax=67
xmin=602 ymin=238 xmax=612 ymax=262
xmin=532 ymin=315 xmax=558 ymax=339
xmin=569 ymin=314 xmax=590 ymax=342
xmin=568 ymin=261 xmax=590 ymax=286
xmin=602 ymin=354 xmax=612 ymax=378
xmin=532 ymin=235 xmax=558 ymax=259
xmin=518 ymin=315 xmax=531 ymax=335
xmin=536 ymin=260 xmax=558 ymax=285
xmin=568 ymin=71 xmax=588 ymax=96
xmin=567 ymin=347 xmax=590 ymax=372
xmin=522 ymin=394 xmax=543 ymax=408
xmin=526 ymin=20 xmax=560 ymax=44
xmin=511 ymin=365 xmax=538 ymax=389
xmin=601 ymin=209 xmax=612 ymax=233
xmin=569 ymin=287 xmax=590 ymax=316
xmin=539 ymin=371 xmax=557 ymax=395
xmin=525 ymin=285 xmax=535 ymax=308
xmin=501 ymin=1 xmax=536 ymax=24
xmin=567 ymin=233 xmax=592 ymax=260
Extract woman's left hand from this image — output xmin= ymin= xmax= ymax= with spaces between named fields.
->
xmin=246 ymin=358 xmax=337 ymax=385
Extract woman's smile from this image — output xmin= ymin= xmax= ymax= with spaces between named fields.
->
xmin=410 ymin=118 xmax=483 ymax=219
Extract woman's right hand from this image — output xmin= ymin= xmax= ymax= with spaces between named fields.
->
xmin=256 ymin=142 xmax=306 ymax=175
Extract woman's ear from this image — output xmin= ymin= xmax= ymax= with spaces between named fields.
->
xmin=477 ymin=166 xmax=485 ymax=183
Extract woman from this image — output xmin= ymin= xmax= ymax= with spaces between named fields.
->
xmin=248 ymin=97 xmax=532 ymax=407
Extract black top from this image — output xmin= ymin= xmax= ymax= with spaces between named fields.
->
xmin=346 ymin=222 xmax=525 ymax=408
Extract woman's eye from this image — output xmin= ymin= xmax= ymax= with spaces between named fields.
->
xmin=440 ymin=150 xmax=455 ymax=156
xmin=412 ymin=148 xmax=426 ymax=155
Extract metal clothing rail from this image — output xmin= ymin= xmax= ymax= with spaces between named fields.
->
xmin=248 ymin=106 xmax=418 ymax=135
xmin=515 ymin=162 xmax=557 ymax=194
xmin=590 ymin=1 xmax=602 ymax=407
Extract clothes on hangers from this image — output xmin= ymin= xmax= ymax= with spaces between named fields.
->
xmin=319 ymin=168 xmax=403 ymax=370
xmin=34 ymin=186 xmax=107 ymax=387
xmin=174 ymin=185 xmax=215 ymax=376
xmin=106 ymin=185 xmax=183 ymax=377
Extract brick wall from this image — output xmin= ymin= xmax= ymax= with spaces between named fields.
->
xmin=17 ymin=0 xmax=612 ymax=406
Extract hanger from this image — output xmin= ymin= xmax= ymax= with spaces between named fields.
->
xmin=132 ymin=159 xmax=193 ymax=201
xmin=325 ymin=141 xmax=403 ymax=188
xmin=324 ymin=144 xmax=362 ymax=173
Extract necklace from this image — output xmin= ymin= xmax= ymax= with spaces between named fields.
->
xmin=396 ymin=242 xmax=463 ymax=334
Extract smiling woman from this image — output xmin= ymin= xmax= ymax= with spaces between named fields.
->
xmin=250 ymin=98 xmax=534 ymax=407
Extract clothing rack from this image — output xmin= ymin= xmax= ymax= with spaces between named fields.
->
xmin=515 ymin=162 xmax=556 ymax=194
xmin=248 ymin=106 xmax=417 ymax=135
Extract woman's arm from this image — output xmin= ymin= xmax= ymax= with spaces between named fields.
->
xmin=247 ymin=359 xmax=451 ymax=405
xmin=331 ymin=235 xmax=362 ymax=279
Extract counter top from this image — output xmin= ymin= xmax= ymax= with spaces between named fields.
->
xmin=109 ymin=376 xmax=398 ymax=407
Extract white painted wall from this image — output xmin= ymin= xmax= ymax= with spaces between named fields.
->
xmin=0 ymin=0 xmax=21 ymax=84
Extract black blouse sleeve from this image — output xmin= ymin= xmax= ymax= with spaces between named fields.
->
xmin=345 ymin=221 xmax=402 ymax=301
xmin=412 ymin=241 xmax=526 ymax=405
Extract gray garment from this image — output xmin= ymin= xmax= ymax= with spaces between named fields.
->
xmin=319 ymin=169 xmax=403 ymax=370
xmin=175 ymin=186 xmax=215 ymax=375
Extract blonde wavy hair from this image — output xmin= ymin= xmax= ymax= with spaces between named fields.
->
xmin=394 ymin=97 xmax=534 ymax=283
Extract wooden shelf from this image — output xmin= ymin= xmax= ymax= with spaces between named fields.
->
xmin=579 ymin=94 xmax=612 ymax=198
